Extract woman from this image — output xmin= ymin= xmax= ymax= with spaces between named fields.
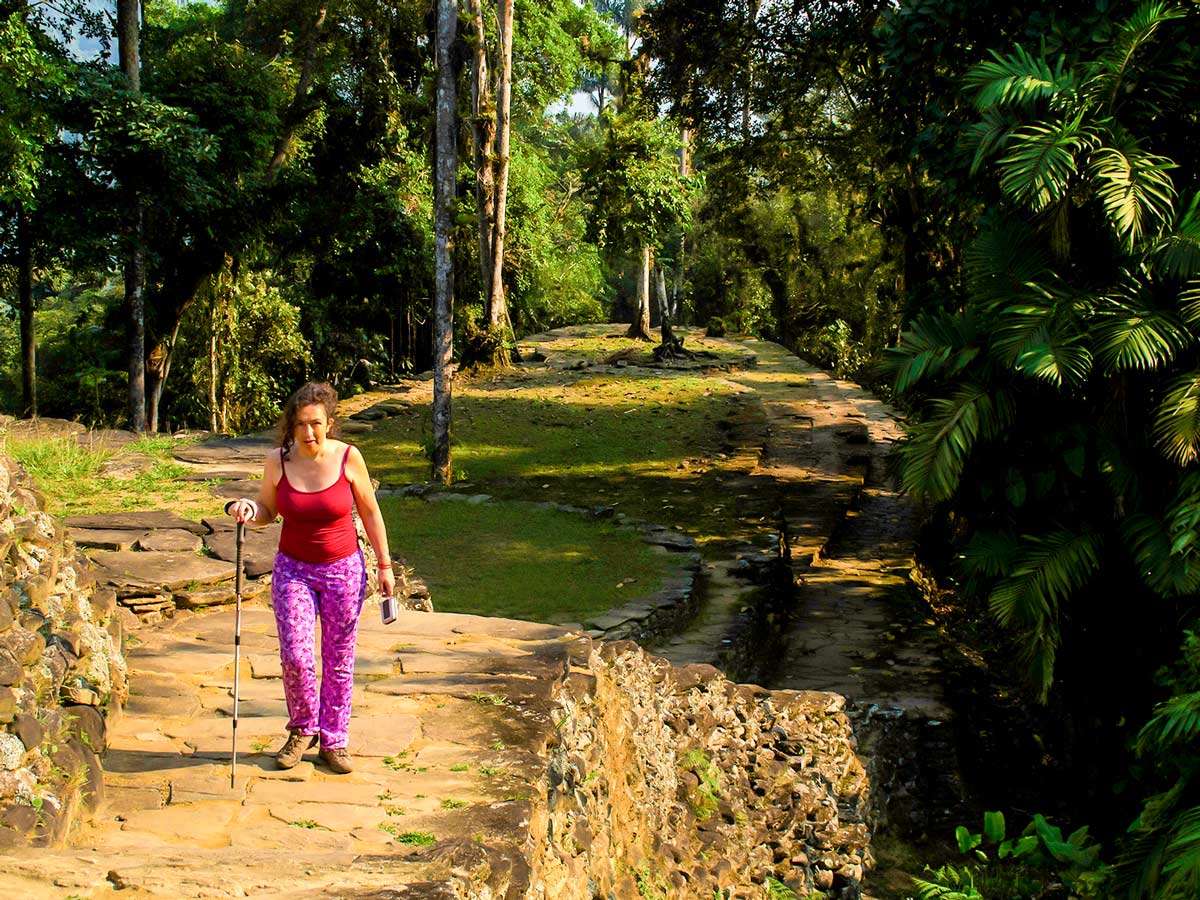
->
xmin=227 ymin=382 xmax=395 ymax=774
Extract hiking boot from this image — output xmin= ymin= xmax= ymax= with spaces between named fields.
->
xmin=319 ymin=746 xmax=354 ymax=774
xmin=276 ymin=730 xmax=317 ymax=769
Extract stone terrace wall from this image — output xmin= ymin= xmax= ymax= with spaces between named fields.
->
xmin=527 ymin=641 xmax=873 ymax=900
xmin=0 ymin=455 xmax=129 ymax=848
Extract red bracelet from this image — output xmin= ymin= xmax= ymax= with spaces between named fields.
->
xmin=378 ymin=561 xmax=392 ymax=569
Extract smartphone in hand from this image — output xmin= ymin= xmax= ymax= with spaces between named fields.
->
xmin=381 ymin=594 xmax=398 ymax=625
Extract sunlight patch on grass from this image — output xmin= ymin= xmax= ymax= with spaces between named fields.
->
xmin=382 ymin=497 xmax=674 ymax=623
xmin=359 ymin=372 xmax=747 ymax=488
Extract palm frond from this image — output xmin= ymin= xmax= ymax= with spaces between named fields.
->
xmin=1152 ymin=194 xmax=1200 ymax=281
xmin=1154 ymin=372 xmax=1200 ymax=464
xmin=1123 ymin=514 xmax=1200 ymax=596
xmin=1090 ymin=140 xmax=1177 ymax=248
xmin=1013 ymin=334 xmax=1093 ymax=388
xmin=997 ymin=113 xmax=1091 ymax=212
xmin=989 ymin=529 xmax=1102 ymax=627
xmin=1140 ymin=693 xmax=1200 ymax=751
xmin=988 ymin=528 xmax=1102 ymax=698
xmin=989 ymin=293 xmax=1093 ymax=388
xmin=888 ymin=310 xmax=980 ymax=394
xmin=1175 ymin=280 xmax=1200 ymax=325
xmin=963 ymin=107 xmax=1020 ymax=175
xmin=1161 ymin=806 xmax=1200 ymax=899
xmin=898 ymin=384 xmax=1013 ymax=503
xmin=960 ymin=530 xmax=1020 ymax=578
xmin=964 ymin=215 xmax=1053 ymax=308
xmin=1088 ymin=1 xmax=1190 ymax=112
xmin=1093 ymin=298 xmax=1190 ymax=374
xmin=964 ymin=44 xmax=1076 ymax=112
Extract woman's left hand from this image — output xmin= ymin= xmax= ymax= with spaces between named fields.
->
xmin=378 ymin=566 xmax=396 ymax=600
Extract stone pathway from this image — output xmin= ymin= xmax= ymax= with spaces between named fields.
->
xmin=0 ymin=602 xmax=585 ymax=898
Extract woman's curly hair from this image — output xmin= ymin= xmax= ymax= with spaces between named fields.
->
xmin=277 ymin=382 xmax=339 ymax=459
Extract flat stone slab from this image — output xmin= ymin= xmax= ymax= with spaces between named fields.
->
xmin=97 ymin=451 xmax=157 ymax=479
xmin=69 ymin=527 xmax=146 ymax=551
xmin=172 ymin=436 xmax=274 ymax=467
xmin=137 ymin=529 xmax=204 ymax=553
xmin=65 ymin=511 xmax=208 ymax=535
xmin=73 ymin=427 xmax=142 ymax=450
xmin=89 ymin=550 xmax=236 ymax=592
xmin=202 ymin=524 xmax=281 ymax=578
xmin=209 ymin=479 xmax=264 ymax=500
xmin=178 ymin=467 xmax=259 ymax=482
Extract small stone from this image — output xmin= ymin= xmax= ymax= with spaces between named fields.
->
xmin=12 ymin=713 xmax=43 ymax=751
xmin=0 ymin=688 xmax=15 ymax=723
xmin=0 ymin=650 xmax=21 ymax=687
xmin=0 ymin=732 xmax=26 ymax=769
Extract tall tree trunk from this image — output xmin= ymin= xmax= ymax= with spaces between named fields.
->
xmin=742 ymin=0 xmax=760 ymax=140
xmin=468 ymin=0 xmax=495 ymax=302
xmin=627 ymin=245 xmax=652 ymax=341
xmin=671 ymin=124 xmax=691 ymax=320
xmin=209 ymin=297 xmax=219 ymax=433
xmin=118 ymin=0 xmax=147 ymax=431
xmin=431 ymin=0 xmax=458 ymax=484
xmin=17 ymin=208 xmax=35 ymax=418
xmin=268 ymin=4 xmax=328 ymax=180
xmin=656 ymin=264 xmax=675 ymax=345
xmin=485 ymin=0 xmax=514 ymax=365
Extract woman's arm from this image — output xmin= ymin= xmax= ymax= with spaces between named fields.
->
xmin=226 ymin=450 xmax=281 ymax=527
xmin=346 ymin=445 xmax=396 ymax=597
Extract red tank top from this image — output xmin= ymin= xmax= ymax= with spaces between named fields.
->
xmin=276 ymin=446 xmax=359 ymax=563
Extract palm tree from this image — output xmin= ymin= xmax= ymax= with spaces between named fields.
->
xmin=890 ymin=0 xmax=1200 ymax=700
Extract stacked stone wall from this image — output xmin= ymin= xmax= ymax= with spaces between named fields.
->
xmin=527 ymin=641 xmax=874 ymax=900
xmin=0 ymin=455 xmax=129 ymax=848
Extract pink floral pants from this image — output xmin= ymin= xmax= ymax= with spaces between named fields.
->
xmin=271 ymin=549 xmax=366 ymax=749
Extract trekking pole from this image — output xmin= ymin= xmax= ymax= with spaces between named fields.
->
xmin=231 ymin=519 xmax=245 ymax=789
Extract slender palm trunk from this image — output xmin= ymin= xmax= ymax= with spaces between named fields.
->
xmin=656 ymin=264 xmax=675 ymax=344
xmin=432 ymin=0 xmax=458 ymax=483
xmin=17 ymin=207 xmax=35 ymax=418
xmin=468 ymin=0 xmax=495 ymax=302
xmin=486 ymin=0 xmax=514 ymax=360
xmin=118 ymin=0 xmax=147 ymax=431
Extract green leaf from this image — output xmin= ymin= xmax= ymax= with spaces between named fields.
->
xmin=983 ymin=810 xmax=1006 ymax=842
xmin=956 ymin=825 xmax=981 ymax=853
xmin=1006 ymin=470 xmax=1027 ymax=507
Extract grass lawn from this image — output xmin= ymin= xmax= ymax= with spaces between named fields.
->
xmin=4 ymin=434 xmax=225 ymax=519
xmin=382 ymin=496 xmax=674 ymax=624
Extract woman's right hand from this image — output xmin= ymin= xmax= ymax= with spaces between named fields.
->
xmin=225 ymin=498 xmax=258 ymax=524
